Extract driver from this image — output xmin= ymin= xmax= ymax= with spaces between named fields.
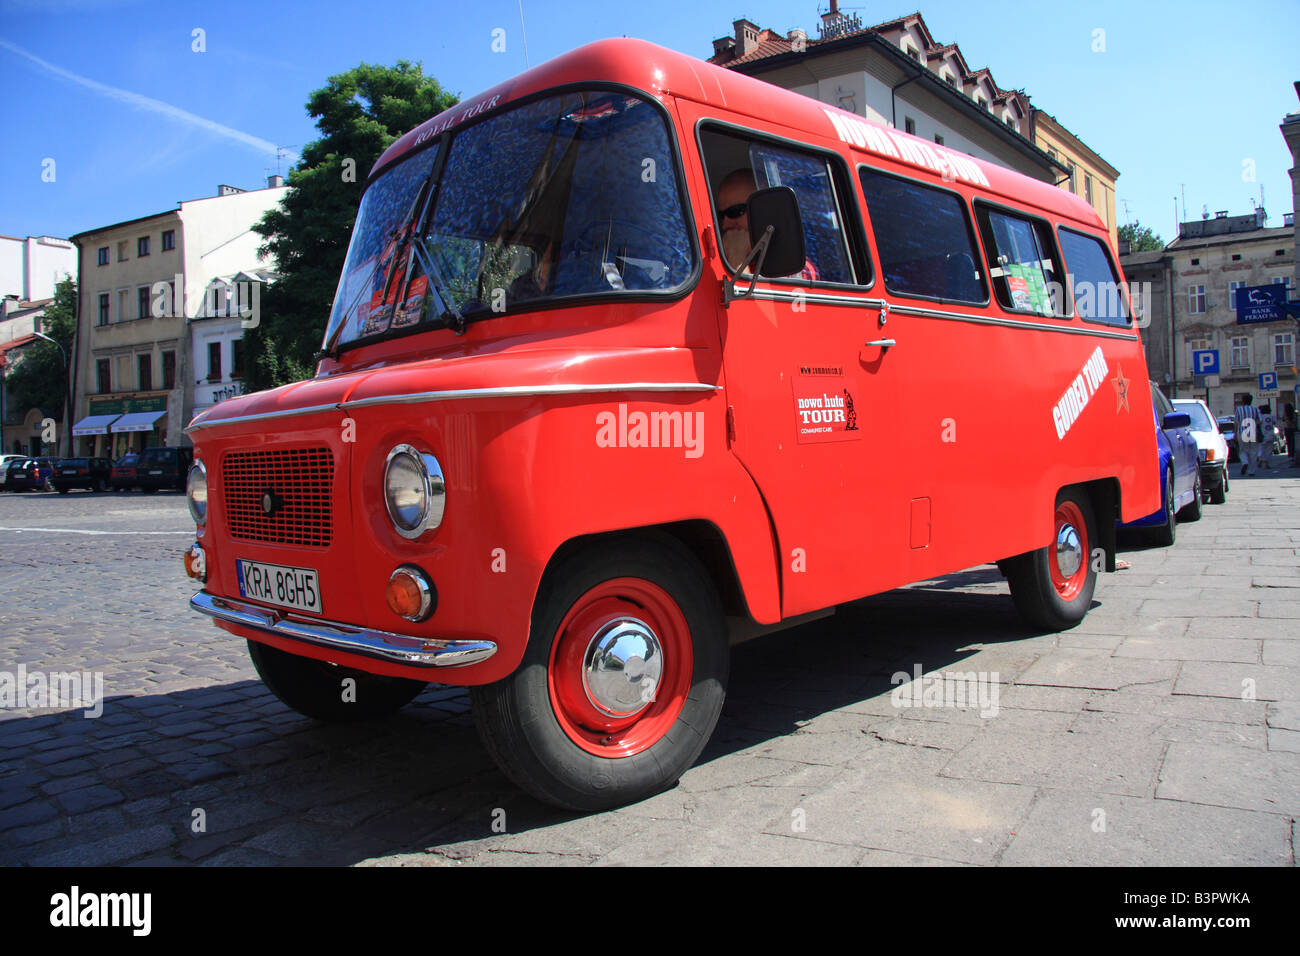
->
xmin=715 ymin=168 xmax=819 ymax=281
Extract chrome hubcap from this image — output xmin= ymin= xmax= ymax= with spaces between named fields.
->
xmin=582 ymin=618 xmax=663 ymax=718
xmin=1055 ymin=523 xmax=1082 ymax=579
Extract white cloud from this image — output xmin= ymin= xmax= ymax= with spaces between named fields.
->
xmin=0 ymin=36 xmax=299 ymax=163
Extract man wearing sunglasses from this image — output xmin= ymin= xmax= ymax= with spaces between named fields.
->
xmin=715 ymin=168 xmax=819 ymax=281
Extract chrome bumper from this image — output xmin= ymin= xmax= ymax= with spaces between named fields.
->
xmin=190 ymin=591 xmax=497 ymax=668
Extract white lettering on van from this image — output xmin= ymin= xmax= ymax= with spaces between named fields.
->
xmin=822 ymin=108 xmax=989 ymax=187
xmin=1052 ymin=346 xmax=1109 ymax=440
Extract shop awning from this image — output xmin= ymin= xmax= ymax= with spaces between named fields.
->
xmin=71 ymin=413 xmax=122 ymax=436
xmin=110 ymin=410 xmax=166 ymax=433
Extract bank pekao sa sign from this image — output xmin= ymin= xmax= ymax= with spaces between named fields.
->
xmin=1235 ymin=284 xmax=1286 ymax=324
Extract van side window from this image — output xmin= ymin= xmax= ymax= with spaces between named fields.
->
xmin=858 ymin=169 xmax=986 ymax=304
xmin=700 ymin=128 xmax=861 ymax=285
xmin=1058 ymin=227 xmax=1130 ymax=327
xmin=975 ymin=205 xmax=1065 ymax=317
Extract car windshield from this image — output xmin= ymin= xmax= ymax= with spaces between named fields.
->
xmin=324 ymin=89 xmax=694 ymax=351
xmin=139 ymin=448 xmax=176 ymax=465
xmin=1174 ymin=402 xmax=1214 ymax=431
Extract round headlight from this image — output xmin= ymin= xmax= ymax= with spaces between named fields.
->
xmin=187 ymin=460 xmax=208 ymax=525
xmin=384 ymin=444 xmax=445 ymax=538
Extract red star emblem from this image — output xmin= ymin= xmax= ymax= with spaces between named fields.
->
xmin=1112 ymin=366 xmax=1130 ymax=413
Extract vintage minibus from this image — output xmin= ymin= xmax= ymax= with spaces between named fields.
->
xmin=183 ymin=38 xmax=1159 ymax=810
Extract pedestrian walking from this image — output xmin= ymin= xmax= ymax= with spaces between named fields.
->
xmin=1235 ymin=393 xmax=1264 ymax=476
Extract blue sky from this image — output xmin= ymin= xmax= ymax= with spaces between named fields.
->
xmin=1 ymin=0 xmax=1296 ymax=247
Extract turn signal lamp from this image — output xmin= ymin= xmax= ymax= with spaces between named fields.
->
xmin=386 ymin=565 xmax=435 ymax=622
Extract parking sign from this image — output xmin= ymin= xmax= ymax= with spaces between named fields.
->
xmin=1192 ymin=349 xmax=1219 ymax=375
xmin=1259 ymin=371 xmax=1278 ymax=390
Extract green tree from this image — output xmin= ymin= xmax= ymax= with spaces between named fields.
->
xmin=6 ymin=274 xmax=77 ymax=431
xmin=1118 ymin=220 xmax=1163 ymax=253
xmin=246 ymin=62 xmax=458 ymax=390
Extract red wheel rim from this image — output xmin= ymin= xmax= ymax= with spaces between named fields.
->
xmin=1049 ymin=501 xmax=1089 ymax=600
xmin=547 ymin=577 xmax=693 ymax=758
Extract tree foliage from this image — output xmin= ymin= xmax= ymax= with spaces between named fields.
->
xmin=6 ymin=274 xmax=76 ymax=420
xmin=246 ymin=62 xmax=458 ymax=390
xmin=1119 ymin=220 xmax=1163 ymax=253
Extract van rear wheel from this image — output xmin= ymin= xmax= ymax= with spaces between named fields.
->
xmin=471 ymin=536 xmax=728 ymax=811
xmin=1005 ymin=488 xmax=1097 ymax=631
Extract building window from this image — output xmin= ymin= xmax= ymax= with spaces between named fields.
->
xmin=944 ymin=74 xmax=955 ymax=87
xmin=138 ymin=353 xmax=152 ymax=392
xmin=1276 ymin=333 xmax=1295 ymax=366
xmin=904 ymin=116 xmax=916 ymax=135
xmin=116 ymin=241 xmax=128 ymax=262
xmin=1230 ymin=336 xmax=1250 ymax=369
xmin=1085 ymin=174 xmax=1093 ymax=205
xmin=137 ymin=236 xmax=150 ymax=257
xmin=1274 ymin=275 xmax=1294 ymax=296
xmin=1187 ymin=336 xmax=1211 ymax=372
xmin=1229 ymin=280 xmax=1246 ymax=312
xmin=117 ymin=289 xmax=128 ymax=322
xmin=1187 ymin=285 xmax=1206 ymax=314
xmin=97 ymin=293 xmax=110 ymax=326
xmin=208 ymin=341 xmax=222 ymax=382
xmin=1067 ymin=162 xmax=1077 ymax=194
xmin=97 ymin=246 xmax=109 ymax=266
xmin=97 ymin=358 xmax=111 ymax=394
xmin=137 ymin=286 xmax=151 ymax=319
xmin=161 ymin=230 xmax=175 ymax=252
xmin=231 ymin=338 xmax=244 ymax=378
xmin=1277 ymin=249 xmax=1286 ymax=256
xmin=162 ymin=350 xmax=176 ymax=390
xmin=1190 ymin=258 xmax=1200 ymax=266
xmin=934 ymin=133 xmax=944 ymax=145
xmin=1230 ymin=253 xmax=1241 ymax=261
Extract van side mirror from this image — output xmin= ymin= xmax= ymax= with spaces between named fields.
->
xmin=1162 ymin=412 xmax=1191 ymax=430
xmin=747 ymin=187 xmax=805 ymax=278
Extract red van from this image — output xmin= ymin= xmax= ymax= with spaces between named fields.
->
xmin=184 ymin=39 xmax=1158 ymax=810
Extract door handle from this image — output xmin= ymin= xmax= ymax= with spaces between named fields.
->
xmin=865 ymin=338 xmax=897 ymax=348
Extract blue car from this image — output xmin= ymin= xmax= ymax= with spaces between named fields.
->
xmin=1119 ymin=381 xmax=1201 ymax=546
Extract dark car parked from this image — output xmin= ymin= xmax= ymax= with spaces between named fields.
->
xmin=110 ymin=453 xmax=140 ymax=492
xmin=5 ymin=457 xmax=56 ymax=492
xmin=51 ymin=457 xmax=112 ymax=493
xmin=1216 ymin=416 xmax=1238 ymax=463
xmin=136 ymin=446 xmax=193 ymax=492
xmin=1119 ymin=382 xmax=1201 ymax=546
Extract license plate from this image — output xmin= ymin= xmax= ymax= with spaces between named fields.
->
xmin=61 ymin=469 xmax=76 ymax=475
xmin=149 ymin=469 xmax=163 ymax=475
xmin=236 ymin=559 xmax=322 ymax=614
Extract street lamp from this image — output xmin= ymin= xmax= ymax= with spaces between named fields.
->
xmin=32 ymin=331 xmax=71 ymax=457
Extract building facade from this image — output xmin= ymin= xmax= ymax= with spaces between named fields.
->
xmin=0 ymin=234 xmax=77 ymax=304
xmin=1122 ymin=210 xmax=1295 ymax=418
xmin=708 ymin=8 xmax=1069 ymax=185
xmin=70 ymin=182 xmax=286 ymax=457
xmin=1031 ymin=111 xmax=1120 ymax=248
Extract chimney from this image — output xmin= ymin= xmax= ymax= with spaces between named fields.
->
xmin=217 ymin=184 xmax=245 ymax=197
xmin=733 ymin=18 xmax=761 ymax=57
xmin=711 ymin=35 xmax=736 ymax=59
xmin=268 ymin=174 xmax=284 ymax=188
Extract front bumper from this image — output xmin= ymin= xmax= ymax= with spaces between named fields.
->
xmin=190 ymin=591 xmax=498 ymax=668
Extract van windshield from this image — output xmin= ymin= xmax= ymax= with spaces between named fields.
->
xmin=324 ymin=89 xmax=694 ymax=351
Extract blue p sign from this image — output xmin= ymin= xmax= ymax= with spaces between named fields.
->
xmin=1192 ymin=349 xmax=1219 ymax=374
xmin=1259 ymin=371 xmax=1277 ymax=390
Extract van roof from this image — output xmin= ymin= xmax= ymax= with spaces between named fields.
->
xmin=372 ymin=37 xmax=1105 ymax=234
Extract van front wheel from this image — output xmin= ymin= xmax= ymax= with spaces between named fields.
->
xmin=1005 ymin=489 xmax=1097 ymax=631
xmin=472 ymin=537 xmax=728 ymax=812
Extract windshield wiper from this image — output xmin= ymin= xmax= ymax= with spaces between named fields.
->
xmin=409 ymin=236 xmax=466 ymax=335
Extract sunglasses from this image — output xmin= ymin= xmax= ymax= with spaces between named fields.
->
xmin=720 ymin=202 xmax=748 ymax=220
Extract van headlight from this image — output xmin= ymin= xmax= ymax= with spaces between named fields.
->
xmin=187 ymin=460 xmax=208 ymax=525
xmin=384 ymin=444 xmax=445 ymax=538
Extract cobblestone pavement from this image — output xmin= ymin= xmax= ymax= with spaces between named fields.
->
xmin=1 ymin=469 xmax=1297 ymax=867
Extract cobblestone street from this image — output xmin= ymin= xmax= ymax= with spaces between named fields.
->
xmin=1 ymin=474 xmax=1297 ymax=866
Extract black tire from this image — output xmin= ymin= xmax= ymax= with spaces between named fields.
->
xmin=246 ymin=639 xmax=426 ymax=721
xmin=1149 ymin=469 xmax=1176 ymax=547
xmin=57 ymin=487 xmax=68 ymax=495
xmin=1178 ymin=472 xmax=1202 ymax=522
xmin=472 ymin=535 xmax=728 ymax=812
xmin=1004 ymin=487 xmax=1098 ymax=631
xmin=1209 ymin=466 xmax=1227 ymax=504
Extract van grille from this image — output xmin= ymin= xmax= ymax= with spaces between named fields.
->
xmin=222 ymin=447 xmax=334 ymax=547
